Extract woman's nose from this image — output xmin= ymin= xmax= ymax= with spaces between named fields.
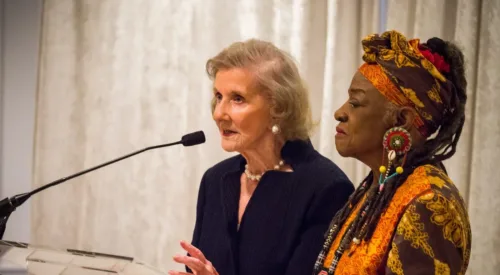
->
xmin=334 ymin=108 xmax=348 ymax=122
xmin=213 ymin=101 xmax=229 ymax=121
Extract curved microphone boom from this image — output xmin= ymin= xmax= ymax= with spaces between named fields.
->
xmin=0 ymin=131 xmax=205 ymax=239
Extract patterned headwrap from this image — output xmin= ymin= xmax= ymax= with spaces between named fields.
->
xmin=358 ymin=30 xmax=457 ymax=137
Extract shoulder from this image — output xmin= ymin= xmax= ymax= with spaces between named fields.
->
xmin=401 ymin=164 xmax=469 ymax=223
xmin=295 ymin=150 xmax=353 ymax=193
xmin=402 ymin=165 xmax=466 ymax=202
xmin=281 ymin=139 xmax=351 ymax=186
xmin=201 ymin=154 xmax=242 ymax=179
xmin=301 ymin=150 xmax=351 ymax=180
xmin=389 ymin=165 xmax=470 ymax=228
xmin=393 ymin=167 xmax=471 ymax=273
xmin=397 ymin=165 xmax=471 ymax=245
xmin=196 ymin=155 xmax=242 ymax=195
xmin=395 ymin=165 xmax=464 ymax=202
xmin=408 ymin=165 xmax=469 ymax=224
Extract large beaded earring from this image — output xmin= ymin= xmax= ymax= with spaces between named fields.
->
xmin=378 ymin=127 xmax=412 ymax=191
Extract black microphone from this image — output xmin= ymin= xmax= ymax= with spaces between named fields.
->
xmin=181 ymin=131 xmax=206 ymax=146
xmin=0 ymin=131 xmax=206 ymax=239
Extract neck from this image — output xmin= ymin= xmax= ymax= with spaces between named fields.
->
xmin=241 ymin=137 xmax=285 ymax=175
xmin=357 ymin=148 xmax=385 ymax=187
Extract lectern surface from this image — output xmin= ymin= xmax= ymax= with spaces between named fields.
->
xmin=0 ymin=240 xmax=168 ymax=275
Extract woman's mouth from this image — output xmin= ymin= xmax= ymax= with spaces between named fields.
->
xmin=222 ymin=129 xmax=238 ymax=137
xmin=335 ymin=126 xmax=347 ymax=137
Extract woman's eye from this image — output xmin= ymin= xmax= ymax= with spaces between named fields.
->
xmin=233 ymin=95 xmax=244 ymax=103
xmin=215 ymin=93 xmax=222 ymax=101
xmin=349 ymin=101 xmax=360 ymax=108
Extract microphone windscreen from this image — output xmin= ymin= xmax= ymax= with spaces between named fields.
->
xmin=181 ymin=131 xmax=206 ymax=146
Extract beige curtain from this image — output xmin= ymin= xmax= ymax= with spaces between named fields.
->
xmin=385 ymin=0 xmax=500 ymax=274
xmin=32 ymin=0 xmax=380 ymax=272
xmin=34 ymin=0 xmax=499 ymax=273
xmin=314 ymin=0 xmax=378 ymax=184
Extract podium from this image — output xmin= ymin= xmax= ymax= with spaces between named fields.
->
xmin=0 ymin=240 xmax=168 ymax=275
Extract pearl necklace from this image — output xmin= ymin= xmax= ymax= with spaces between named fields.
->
xmin=244 ymin=160 xmax=285 ymax=181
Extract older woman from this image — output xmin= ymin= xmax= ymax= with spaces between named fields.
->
xmin=169 ymin=39 xmax=354 ymax=275
xmin=313 ymin=31 xmax=471 ymax=275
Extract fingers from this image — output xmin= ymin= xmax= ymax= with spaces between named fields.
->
xmin=173 ymin=254 xmax=205 ymax=272
xmin=180 ymin=240 xmax=208 ymax=264
xmin=207 ymin=261 xmax=219 ymax=275
xmin=173 ymin=241 xmax=217 ymax=275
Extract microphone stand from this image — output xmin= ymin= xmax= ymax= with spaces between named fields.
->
xmin=0 ymin=131 xmax=204 ymax=240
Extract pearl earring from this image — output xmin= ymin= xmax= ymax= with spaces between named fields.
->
xmin=272 ymin=124 xmax=280 ymax=134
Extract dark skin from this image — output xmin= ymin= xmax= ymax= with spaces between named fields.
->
xmin=334 ymin=71 xmax=424 ymax=186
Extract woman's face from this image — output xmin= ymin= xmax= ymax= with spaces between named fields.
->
xmin=212 ymin=68 xmax=273 ymax=153
xmin=334 ymin=71 xmax=391 ymax=163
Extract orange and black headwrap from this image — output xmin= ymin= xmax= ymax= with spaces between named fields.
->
xmin=358 ymin=30 xmax=457 ymax=137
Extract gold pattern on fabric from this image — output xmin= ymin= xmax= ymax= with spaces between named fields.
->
xmin=358 ymin=30 xmax=457 ymax=137
xmin=387 ymin=242 xmax=404 ymax=275
xmin=400 ymin=87 xmax=425 ymax=108
xmin=323 ymin=165 xmax=471 ymax=274
xmin=434 ymin=258 xmax=451 ymax=275
xmin=396 ymin=204 xmax=435 ymax=257
xmin=417 ymin=192 xmax=467 ymax=248
xmin=427 ymin=81 xmax=444 ymax=104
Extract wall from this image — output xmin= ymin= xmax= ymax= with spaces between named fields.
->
xmin=0 ymin=0 xmax=42 ymax=242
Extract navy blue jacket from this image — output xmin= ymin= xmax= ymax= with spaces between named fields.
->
xmin=190 ymin=140 xmax=353 ymax=275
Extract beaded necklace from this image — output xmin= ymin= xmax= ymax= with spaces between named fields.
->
xmin=312 ymin=184 xmax=379 ymax=275
xmin=313 ymin=128 xmax=411 ymax=274
xmin=244 ymin=160 xmax=285 ymax=181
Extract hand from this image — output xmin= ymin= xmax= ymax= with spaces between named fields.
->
xmin=169 ymin=240 xmax=219 ymax=275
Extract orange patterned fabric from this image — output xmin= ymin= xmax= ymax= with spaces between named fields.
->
xmin=324 ymin=194 xmax=368 ymax=268
xmin=358 ymin=64 xmax=427 ymax=132
xmin=357 ymin=31 xmax=458 ymax=137
xmin=323 ymin=165 xmax=471 ymax=275
xmin=358 ymin=64 xmax=403 ymax=106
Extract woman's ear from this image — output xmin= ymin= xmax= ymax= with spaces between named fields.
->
xmin=397 ymin=107 xmax=418 ymax=130
xmin=384 ymin=105 xmax=417 ymax=129
xmin=383 ymin=104 xmax=399 ymax=128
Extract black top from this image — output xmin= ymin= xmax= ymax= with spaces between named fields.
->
xmin=189 ymin=140 xmax=354 ymax=275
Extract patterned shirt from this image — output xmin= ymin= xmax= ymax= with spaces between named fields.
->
xmin=323 ymin=165 xmax=471 ymax=274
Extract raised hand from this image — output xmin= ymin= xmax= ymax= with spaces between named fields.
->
xmin=169 ymin=241 xmax=219 ymax=275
